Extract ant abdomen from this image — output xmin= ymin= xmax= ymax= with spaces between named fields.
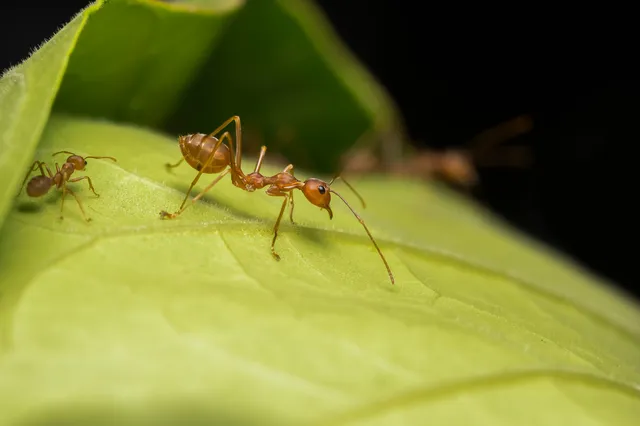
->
xmin=26 ymin=175 xmax=52 ymax=197
xmin=179 ymin=133 xmax=230 ymax=173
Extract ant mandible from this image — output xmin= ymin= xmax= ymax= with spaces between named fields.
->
xmin=159 ymin=115 xmax=395 ymax=284
xmin=17 ymin=151 xmax=117 ymax=221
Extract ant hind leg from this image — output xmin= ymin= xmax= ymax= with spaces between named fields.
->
xmin=174 ymin=138 xmax=225 ymax=212
xmin=165 ymin=157 xmax=184 ymax=171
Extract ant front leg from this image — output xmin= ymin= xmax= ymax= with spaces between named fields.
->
xmin=266 ymin=186 xmax=291 ymax=261
xmin=283 ymin=164 xmax=296 ymax=225
xmin=68 ymin=176 xmax=100 ymax=197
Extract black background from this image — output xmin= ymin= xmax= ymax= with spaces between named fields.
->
xmin=1 ymin=2 xmax=637 ymax=301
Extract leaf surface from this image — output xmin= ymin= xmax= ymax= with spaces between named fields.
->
xmin=0 ymin=115 xmax=638 ymax=425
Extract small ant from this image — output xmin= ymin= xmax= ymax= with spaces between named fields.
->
xmin=160 ymin=116 xmax=395 ymax=285
xmin=17 ymin=151 xmax=117 ymax=221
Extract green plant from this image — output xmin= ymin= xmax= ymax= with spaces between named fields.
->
xmin=0 ymin=1 xmax=638 ymax=425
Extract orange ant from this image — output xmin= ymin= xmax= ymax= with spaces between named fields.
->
xmin=159 ymin=115 xmax=395 ymax=284
xmin=17 ymin=151 xmax=117 ymax=221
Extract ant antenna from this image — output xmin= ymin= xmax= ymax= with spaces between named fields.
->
xmin=52 ymin=151 xmax=76 ymax=157
xmin=52 ymin=151 xmax=117 ymax=162
xmin=329 ymin=175 xmax=366 ymax=208
xmin=85 ymin=155 xmax=118 ymax=162
xmin=329 ymin=189 xmax=394 ymax=284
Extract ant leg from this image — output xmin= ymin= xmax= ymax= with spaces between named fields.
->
xmin=165 ymin=157 xmax=184 ymax=171
xmin=283 ymin=164 xmax=296 ymax=224
xmin=204 ymin=115 xmax=243 ymax=168
xmin=58 ymin=171 xmax=74 ymax=220
xmin=68 ymin=176 xmax=100 ymax=197
xmin=63 ymin=185 xmax=90 ymax=222
xmin=217 ymin=131 xmax=246 ymax=187
xmin=468 ymin=114 xmax=533 ymax=166
xmin=269 ymin=193 xmax=289 ymax=261
xmin=44 ymin=164 xmax=54 ymax=178
xmin=289 ymin=192 xmax=296 ymax=225
xmin=173 ymin=137 xmax=226 ymax=211
xmin=59 ymin=183 xmax=67 ymax=220
xmin=254 ymin=146 xmax=267 ymax=173
xmin=160 ymin=168 xmax=230 ymax=219
xmin=188 ymin=168 xmax=230 ymax=205
xmin=17 ymin=160 xmax=47 ymax=196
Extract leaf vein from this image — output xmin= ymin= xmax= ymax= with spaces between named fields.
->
xmin=321 ymin=369 xmax=640 ymax=425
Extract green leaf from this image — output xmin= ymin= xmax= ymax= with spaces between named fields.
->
xmin=1 ymin=114 xmax=639 ymax=425
xmin=0 ymin=1 xmax=103 ymax=233
xmin=52 ymin=0 xmax=242 ymax=128
xmin=1 ymin=0 xmax=639 ymax=424
xmin=0 ymin=0 xmax=402 ymax=232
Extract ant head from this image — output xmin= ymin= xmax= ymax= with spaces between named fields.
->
xmin=66 ymin=155 xmax=87 ymax=171
xmin=302 ymin=178 xmax=333 ymax=219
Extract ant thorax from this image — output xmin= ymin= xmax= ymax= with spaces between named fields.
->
xmin=244 ymin=172 xmax=264 ymax=191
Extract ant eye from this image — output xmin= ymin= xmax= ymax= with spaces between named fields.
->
xmin=84 ymin=160 xmax=88 ymax=165
xmin=318 ymin=185 xmax=326 ymax=194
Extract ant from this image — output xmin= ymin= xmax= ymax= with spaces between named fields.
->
xmin=159 ymin=115 xmax=395 ymax=285
xmin=342 ymin=114 xmax=533 ymax=191
xmin=17 ymin=151 xmax=117 ymax=221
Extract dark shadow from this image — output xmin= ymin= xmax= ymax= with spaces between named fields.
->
xmin=16 ymin=398 xmax=283 ymax=426
xmin=290 ymin=222 xmax=330 ymax=246
xmin=15 ymin=202 xmax=44 ymax=214
xmin=15 ymin=191 xmax=63 ymax=214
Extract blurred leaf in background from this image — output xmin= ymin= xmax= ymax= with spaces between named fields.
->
xmin=0 ymin=0 xmax=639 ymax=425
xmin=52 ymin=0 xmax=401 ymax=172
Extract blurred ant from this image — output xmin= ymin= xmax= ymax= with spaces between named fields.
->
xmin=160 ymin=115 xmax=395 ymax=285
xmin=17 ymin=151 xmax=117 ymax=221
xmin=343 ymin=114 xmax=534 ymax=191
